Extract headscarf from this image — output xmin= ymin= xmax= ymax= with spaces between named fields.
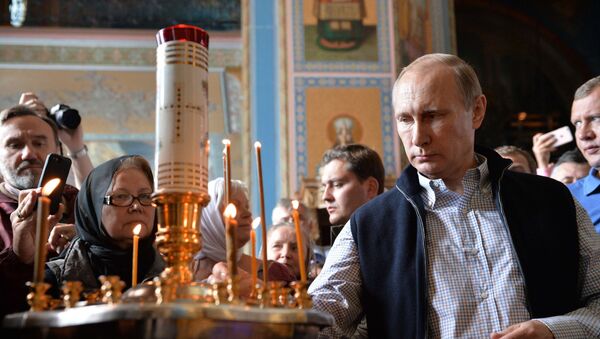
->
xmin=195 ymin=177 xmax=245 ymax=262
xmin=74 ymin=155 xmax=157 ymax=288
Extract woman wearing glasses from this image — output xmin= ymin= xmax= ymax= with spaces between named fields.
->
xmin=45 ymin=155 xmax=164 ymax=295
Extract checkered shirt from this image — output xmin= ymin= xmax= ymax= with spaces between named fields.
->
xmin=308 ymin=156 xmax=600 ymax=338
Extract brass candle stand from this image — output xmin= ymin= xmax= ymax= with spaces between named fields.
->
xmin=62 ymin=281 xmax=83 ymax=308
xmin=153 ymin=192 xmax=209 ymax=302
xmin=26 ymin=282 xmax=51 ymax=312
xmin=290 ymin=281 xmax=312 ymax=309
xmin=99 ymin=275 xmax=125 ymax=304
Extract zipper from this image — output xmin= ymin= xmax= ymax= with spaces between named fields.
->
xmin=495 ymin=170 xmax=532 ymax=317
xmin=396 ymin=184 xmax=429 ymax=339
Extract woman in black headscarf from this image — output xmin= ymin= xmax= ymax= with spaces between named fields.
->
xmin=45 ymin=155 xmax=164 ymax=295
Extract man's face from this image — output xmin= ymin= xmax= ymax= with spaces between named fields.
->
xmin=551 ymin=162 xmax=590 ymax=184
xmin=571 ymin=87 xmax=600 ymax=170
xmin=0 ymin=116 xmax=58 ymax=190
xmin=394 ymin=65 xmax=485 ymax=182
xmin=321 ymin=159 xmax=374 ymax=225
xmin=502 ymin=153 xmax=533 ymax=174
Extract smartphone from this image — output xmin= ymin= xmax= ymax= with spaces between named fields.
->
xmin=38 ymin=154 xmax=72 ymax=214
xmin=546 ymin=126 xmax=573 ymax=147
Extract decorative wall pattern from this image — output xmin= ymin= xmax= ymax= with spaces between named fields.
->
xmin=0 ymin=30 xmax=242 ymax=179
xmin=285 ymin=0 xmax=400 ymax=195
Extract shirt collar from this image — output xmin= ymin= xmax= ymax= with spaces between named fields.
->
xmin=417 ymin=153 xmax=491 ymax=205
xmin=583 ymin=167 xmax=600 ymax=196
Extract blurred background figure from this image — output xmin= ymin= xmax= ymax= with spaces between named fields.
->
xmin=18 ymin=92 xmax=93 ymax=188
xmin=495 ymin=145 xmax=537 ymax=174
xmin=550 ymin=148 xmax=590 ymax=184
xmin=264 ymin=223 xmax=313 ymax=281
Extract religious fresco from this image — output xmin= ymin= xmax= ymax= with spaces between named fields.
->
xmin=292 ymin=0 xmax=392 ymax=72
xmin=293 ymin=77 xmax=395 ymax=186
xmin=397 ymin=0 xmax=432 ymax=64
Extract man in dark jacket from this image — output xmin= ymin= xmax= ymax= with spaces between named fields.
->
xmin=308 ymin=54 xmax=600 ymax=338
xmin=0 ymin=105 xmax=78 ymax=318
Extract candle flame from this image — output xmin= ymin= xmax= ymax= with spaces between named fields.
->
xmin=224 ymin=203 xmax=237 ymax=219
xmin=222 ymin=139 xmax=231 ymax=146
xmin=42 ymin=178 xmax=61 ymax=196
xmin=254 ymin=141 xmax=261 ymax=149
xmin=291 ymin=200 xmax=300 ymax=210
xmin=252 ymin=217 xmax=261 ymax=229
xmin=133 ymin=224 xmax=142 ymax=236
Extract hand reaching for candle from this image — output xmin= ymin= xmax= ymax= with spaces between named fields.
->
xmin=11 ymin=188 xmax=66 ymax=264
xmin=208 ymin=262 xmax=253 ymax=298
xmin=47 ymin=223 xmax=76 ymax=254
xmin=10 ymin=188 xmax=41 ymax=264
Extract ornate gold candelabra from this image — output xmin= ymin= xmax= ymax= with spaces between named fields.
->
xmin=154 ymin=192 xmax=209 ymax=302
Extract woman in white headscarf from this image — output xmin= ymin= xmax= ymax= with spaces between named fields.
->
xmin=191 ymin=178 xmax=295 ymax=284
xmin=192 ymin=177 xmax=252 ymax=280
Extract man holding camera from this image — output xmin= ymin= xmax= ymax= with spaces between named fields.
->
xmin=19 ymin=92 xmax=93 ymax=188
xmin=0 ymin=105 xmax=79 ymax=317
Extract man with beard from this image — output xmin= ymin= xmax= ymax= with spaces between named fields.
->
xmin=0 ymin=105 xmax=78 ymax=317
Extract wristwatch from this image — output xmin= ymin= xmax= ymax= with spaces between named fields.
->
xmin=67 ymin=144 xmax=88 ymax=159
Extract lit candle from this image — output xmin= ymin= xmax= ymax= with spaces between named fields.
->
xmin=222 ymin=139 xmax=231 ymax=204
xmin=254 ymin=141 xmax=269 ymax=285
xmin=224 ymin=203 xmax=238 ymax=277
xmin=251 ymin=217 xmax=260 ymax=289
xmin=33 ymin=178 xmax=61 ymax=283
xmin=291 ymin=200 xmax=307 ymax=283
xmin=132 ymin=224 xmax=142 ymax=287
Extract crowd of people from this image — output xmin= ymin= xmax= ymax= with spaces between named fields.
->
xmin=0 ymin=54 xmax=599 ymax=338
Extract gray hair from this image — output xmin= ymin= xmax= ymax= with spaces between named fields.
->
xmin=393 ymin=53 xmax=482 ymax=111
xmin=265 ymin=222 xmax=313 ymax=274
xmin=574 ymin=76 xmax=600 ymax=101
xmin=210 ymin=177 xmax=248 ymax=212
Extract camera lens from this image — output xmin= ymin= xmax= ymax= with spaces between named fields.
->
xmin=50 ymin=104 xmax=81 ymax=130
xmin=55 ymin=107 xmax=81 ymax=130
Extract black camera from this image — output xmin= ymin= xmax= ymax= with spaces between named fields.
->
xmin=49 ymin=104 xmax=81 ymax=130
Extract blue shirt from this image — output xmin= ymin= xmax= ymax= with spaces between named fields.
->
xmin=569 ymin=168 xmax=600 ymax=233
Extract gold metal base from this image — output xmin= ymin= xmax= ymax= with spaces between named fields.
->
xmin=153 ymin=192 xmax=209 ymax=302
xmin=27 ymin=282 xmax=50 ymax=312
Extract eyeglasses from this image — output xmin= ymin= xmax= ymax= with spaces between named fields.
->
xmin=103 ymin=192 xmax=153 ymax=207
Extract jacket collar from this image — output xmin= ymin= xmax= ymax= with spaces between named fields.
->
xmin=396 ymin=145 xmax=511 ymax=198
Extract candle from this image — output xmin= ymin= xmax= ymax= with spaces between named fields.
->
xmin=33 ymin=178 xmax=61 ymax=283
xmin=222 ymin=139 xmax=231 ymax=204
xmin=251 ymin=217 xmax=260 ymax=289
xmin=291 ymin=200 xmax=307 ymax=283
xmin=222 ymin=150 xmax=228 ymax=207
xmin=224 ymin=203 xmax=238 ymax=277
xmin=254 ymin=141 xmax=269 ymax=285
xmin=132 ymin=224 xmax=142 ymax=287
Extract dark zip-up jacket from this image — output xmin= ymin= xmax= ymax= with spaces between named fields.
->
xmin=350 ymin=147 xmax=580 ymax=338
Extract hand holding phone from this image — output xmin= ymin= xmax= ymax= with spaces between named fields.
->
xmin=38 ymin=154 xmax=72 ymax=215
xmin=545 ymin=126 xmax=573 ymax=147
